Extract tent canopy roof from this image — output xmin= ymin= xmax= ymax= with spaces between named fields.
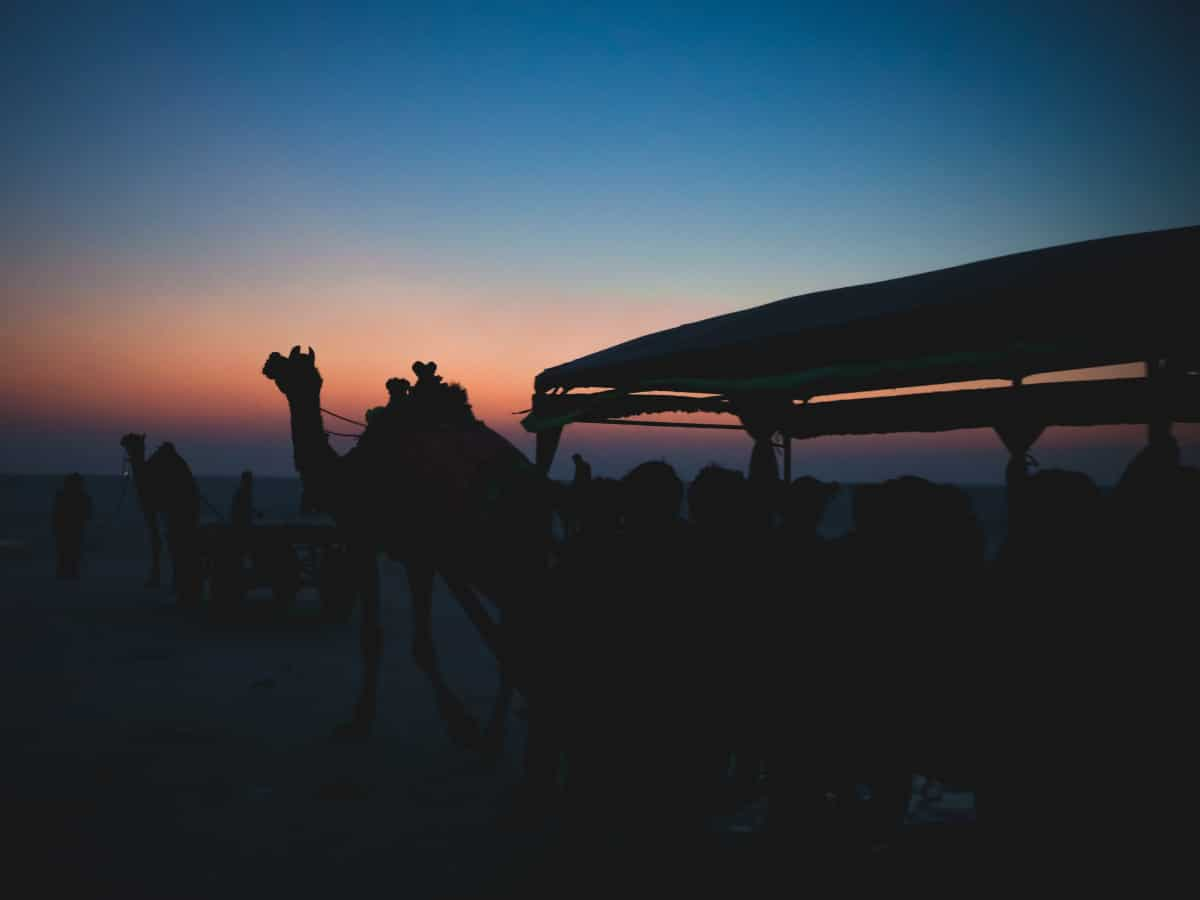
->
xmin=533 ymin=226 xmax=1199 ymax=402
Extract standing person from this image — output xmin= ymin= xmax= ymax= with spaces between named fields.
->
xmin=151 ymin=442 xmax=202 ymax=605
xmin=52 ymin=473 xmax=92 ymax=579
xmin=563 ymin=453 xmax=593 ymax=538
xmin=844 ymin=477 xmax=985 ymax=849
xmin=571 ymin=453 xmax=592 ymax=486
xmin=230 ymin=469 xmax=261 ymax=574
xmin=686 ymin=464 xmax=767 ymax=811
xmin=767 ymin=476 xmax=841 ymax=841
xmin=559 ymin=461 xmax=706 ymax=856
xmin=231 ymin=470 xmax=257 ymax=529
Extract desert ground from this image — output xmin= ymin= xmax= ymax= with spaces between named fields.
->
xmin=3 ymin=475 xmax=976 ymax=897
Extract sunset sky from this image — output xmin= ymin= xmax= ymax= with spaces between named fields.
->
xmin=3 ymin=3 xmax=1198 ymax=482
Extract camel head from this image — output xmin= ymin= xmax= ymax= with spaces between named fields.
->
xmin=120 ymin=433 xmax=147 ymax=461
xmin=263 ymin=345 xmax=323 ymax=398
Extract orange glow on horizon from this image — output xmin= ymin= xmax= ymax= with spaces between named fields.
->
xmin=0 ymin=259 xmax=712 ymax=448
xmin=3 ymin=257 xmax=1194 ymax=481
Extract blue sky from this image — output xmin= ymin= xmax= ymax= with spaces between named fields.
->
xmin=2 ymin=2 xmax=1198 ymax=481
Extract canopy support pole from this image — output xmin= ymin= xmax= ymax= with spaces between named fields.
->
xmin=535 ymin=427 xmax=562 ymax=477
xmin=748 ymin=435 xmax=778 ymax=483
xmin=735 ymin=397 xmax=792 ymax=528
xmin=995 ymin=380 xmax=1045 ymax=546
xmin=1147 ymin=358 xmax=1173 ymax=447
xmin=782 ymin=432 xmax=792 ymax=483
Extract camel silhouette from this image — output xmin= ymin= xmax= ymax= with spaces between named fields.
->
xmin=262 ymin=347 xmax=553 ymax=750
xmin=119 ymin=433 xmax=200 ymax=596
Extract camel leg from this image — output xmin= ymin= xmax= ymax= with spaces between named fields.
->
xmin=165 ymin=515 xmax=185 ymax=595
xmin=482 ymin=648 xmax=514 ymax=767
xmin=442 ymin=578 xmax=531 ymax=770
xmin=407 ymin=559 xmax=437 ymax=671
xmin=173 ymin=517 xmax=202 ymax=607
xmin=406 ymin=566 xmax=487 ymax=751
xmin=470 ymin=581 xmax=562 ymax=806
xmin=442 ymin=577 xmax=506 ymax=666
xmin=335 ymin=547 xmax=381 ymax=740
xmin=426 ymin=659 xmax=486 ymax=753
xmin=144 ymin=511 xmax=162 ymax=588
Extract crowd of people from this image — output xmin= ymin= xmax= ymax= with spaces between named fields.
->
xmin=506 ymin=435 xmax=1197 ymax=854
xmin=46 ymin=434 xmax=1196 ymax=855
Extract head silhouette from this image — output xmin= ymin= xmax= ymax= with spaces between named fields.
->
xmin=688 ymin=464 xmax=751 ymax=531
xmin=386 ymin=377 xmax=411 ymax=405
xmin=783 ymin=476 xmax=839 ymax=534
xmin=1003 ymin=467 xmax=1102 ymax=570
xmin=854 ymin=475 xmax=982 ymax=564
xmin=1113 ymin=436 xmax=1183 ymax=525
xmin=852 ymin=478 xmax=912 ymax=540
xmin=1025 ymin=469 xmax=1103 ymax=535
xmin=622 ymin=460 xmax=683 ymax=531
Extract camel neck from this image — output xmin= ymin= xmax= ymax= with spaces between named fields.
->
xmin=286 ymin=391 xmax=340 ymax=492
xmin=126 ymin=453 xmax=148 ymax=479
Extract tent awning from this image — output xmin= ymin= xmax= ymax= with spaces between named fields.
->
xmin=524 ymin=226 xmax=1199 ymax=435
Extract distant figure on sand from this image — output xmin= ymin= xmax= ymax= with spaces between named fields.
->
xmin=231 ymin=470 xmax=259 ymax=528
xmin=52 ymin=473 xmax=92 ymax=579
xmin=571 ymin=453 xmax=592 ymax=486
xmin=562 ymin=452 xmax=594 ymax=537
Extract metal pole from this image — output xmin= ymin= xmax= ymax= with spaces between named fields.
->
xmin=535 ymin=427 xmax=563 ymax=476
xmin=1147 ymin=358 xmax=1172 ymax=447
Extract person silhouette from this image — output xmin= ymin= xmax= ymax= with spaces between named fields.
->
xmin=781 ymin=476 xmax=840 ymax=542
xmin=560 ymin=453 xmax=594 ymax=538
xmin=571 ymin=453 xmax=592 ymax=486
xmin=766 ymin=476 xmax=841 ymax=839
xmin=559 ymin=461 xmax=707 ymax=847
xmin=993 ymin=467 xmax=1111 ymax=843
xmin=839 ymin=476 xmax=985 ymax=848
xmin=151 ymin=442 xmax=202 ymax=605
xmin=231 ymin=470 xmax=258 ymax=529
xmin=618 ymin=462 xmax=708 ymax=832
xmin=687 ymin=464 xmax=766 ymax=810
xmin=52 ymin=473 xmax=92 ymax=579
